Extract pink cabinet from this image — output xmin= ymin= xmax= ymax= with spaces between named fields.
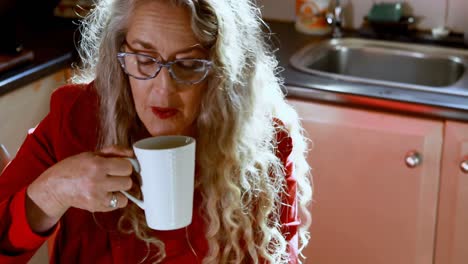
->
xmin=0 ymin=68 xmax=71 ymax=155
xmin=288 ymin=98 xmax=443 ymax=264
xmin=435 ymin=121 xmax=468 ymax=264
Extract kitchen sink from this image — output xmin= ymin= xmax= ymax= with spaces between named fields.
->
xmin=290 ymin=38 xmax=468 ymax=94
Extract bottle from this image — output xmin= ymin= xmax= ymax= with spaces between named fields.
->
xmin=295 ymin=0 xmax=332 ymax=35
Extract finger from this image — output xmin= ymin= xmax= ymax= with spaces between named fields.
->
xmin=98 ymin=145 xmax=134 ymax=158
xmin=105 ymin=176 xmax=133 ymax=192
xmin=98 ymin=156 xmax=134 ymax=176
xmin=116 ymin=192 xmax=129 ymax=208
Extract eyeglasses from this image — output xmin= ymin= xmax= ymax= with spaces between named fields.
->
xmin=117 ymin=52 xmax=212 ymax=85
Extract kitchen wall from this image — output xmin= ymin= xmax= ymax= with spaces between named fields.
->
xmin=257 ymin=0 xmax=468 ymax=33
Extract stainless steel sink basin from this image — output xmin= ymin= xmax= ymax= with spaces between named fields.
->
xmin=290 ymin=38 xmax=468 ymax=94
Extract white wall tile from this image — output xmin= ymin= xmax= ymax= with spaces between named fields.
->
xmin=257 ymin=0 xmax=295 ymax=21
xmin=405 ymin=0 xmax=446 ymax=30
xmin=348 ymin=0 xmax=375 ymax=29
xmin=447 ymin=0 xmax=468 ymax=33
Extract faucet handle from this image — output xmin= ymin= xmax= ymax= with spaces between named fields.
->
xmin=326 ymin=9 xmax=344 ymax=38
xmin=326 ymin=12 xmax=335 ymax=25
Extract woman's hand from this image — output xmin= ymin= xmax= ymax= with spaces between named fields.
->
xmin=26 ymin=146 xmax=134 ymax=233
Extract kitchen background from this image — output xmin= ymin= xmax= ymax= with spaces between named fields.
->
xmin=2 ymin=0 xmax=468 ymax=264
xmin=258 ymin=0 xmax=468 ymax=34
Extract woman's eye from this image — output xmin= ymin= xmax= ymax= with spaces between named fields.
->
xmin=179 ymin=61 xmax=196 ymax=68
xmin=137 ymin=57 xmax=155 ymax=65
xmin=176 ymin=60 xmax=202 ymax=69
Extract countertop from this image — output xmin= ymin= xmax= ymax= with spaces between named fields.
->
xmin=3 ymin=18 xmax=468 ymax=122
xmin=267 ymin=21 xmax=468 ymax=122
xmin=0 ymin=17 xmax=78 ymax=96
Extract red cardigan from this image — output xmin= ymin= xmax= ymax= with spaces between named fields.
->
xmin=0 ymin=83 xmax=299 ymax=263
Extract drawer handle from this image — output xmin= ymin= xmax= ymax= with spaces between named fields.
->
xmin=405 ymin=151 xmax=422 ymax=168
xmin=460 ymin=159 xmax=468 ymax=173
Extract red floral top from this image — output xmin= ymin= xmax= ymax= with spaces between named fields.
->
xmin=0 ymin=83 xmax=299 ymax=263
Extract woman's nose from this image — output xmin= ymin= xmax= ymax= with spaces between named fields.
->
xmin=152 ymin=67 xmax=177 ymax=94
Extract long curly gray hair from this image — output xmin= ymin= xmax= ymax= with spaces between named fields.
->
xmin=73 ymin=0 xmax=312 ymax=263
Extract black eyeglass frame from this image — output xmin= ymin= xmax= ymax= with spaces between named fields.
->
xmin=117 ymin=52 xmax=213 ymax=85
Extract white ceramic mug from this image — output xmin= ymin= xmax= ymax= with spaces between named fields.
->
xmin=121 ymin=136 xmax=196 ymax=230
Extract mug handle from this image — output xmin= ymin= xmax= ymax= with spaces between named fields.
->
xmin=121 ymin=158 xmax=145 ymax=210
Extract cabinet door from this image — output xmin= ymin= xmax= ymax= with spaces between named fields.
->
xmin=0 ymin=69 xmax=69 ymax=155
xmin=288 ymin=98 xmax=443 ymax=264
xmin=435 ymin=121 xmax=468 ymax=264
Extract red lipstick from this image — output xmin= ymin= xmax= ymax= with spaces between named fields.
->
xmin=151 ymin=107 xmax=178 ymax=119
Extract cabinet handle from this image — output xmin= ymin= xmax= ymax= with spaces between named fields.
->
xmin=405 ymin=151 xmax=422 ymax=168
xmin=460 ymin=159 xmax=468 ymax=173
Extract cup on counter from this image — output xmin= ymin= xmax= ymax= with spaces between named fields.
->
xmin=121 ymin=136 xmax=196 ymax=231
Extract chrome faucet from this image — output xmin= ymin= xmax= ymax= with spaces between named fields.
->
xmin=326 ymin=0 xmax=344 ymax=38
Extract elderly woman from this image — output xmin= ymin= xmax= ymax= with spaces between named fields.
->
xmin=0 ymin=0 xmax=312 ymax=263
